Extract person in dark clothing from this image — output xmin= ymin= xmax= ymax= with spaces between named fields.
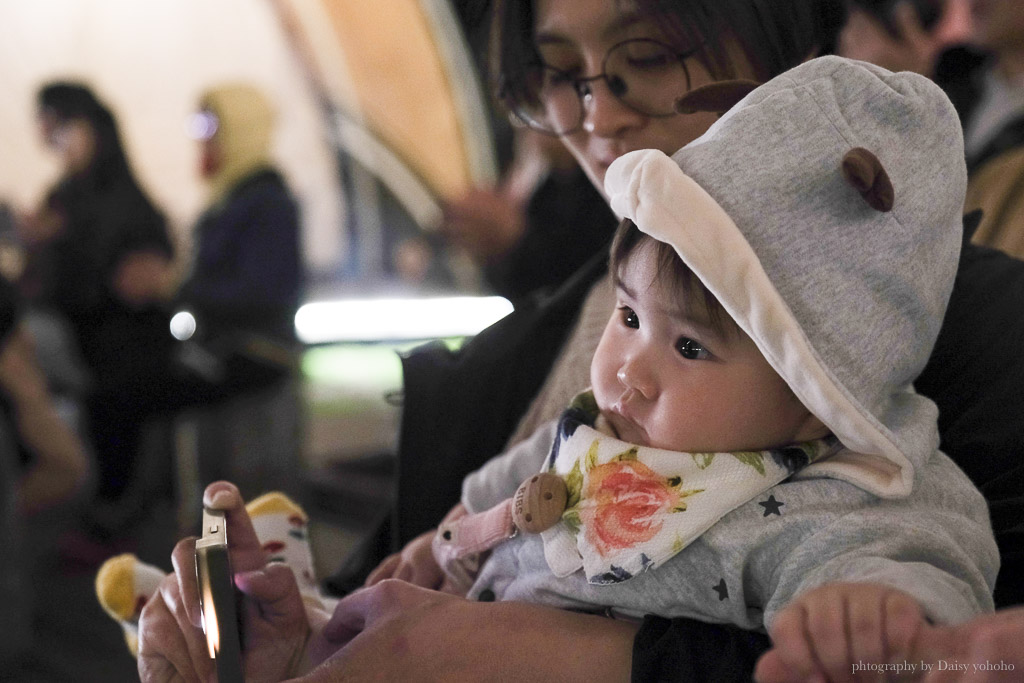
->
xmin=88 ymin=84 xmax=305 ymax=505
xmin=181 ymin=84 xmax=302 ymax=346
xmin=21 ymin=82 xmax=176 ymax=510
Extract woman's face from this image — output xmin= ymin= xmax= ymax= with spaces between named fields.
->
xmin=533 ymin=0 xmax=755 ymax=194
xmin=39 ymin=115 xmax=96 ymax=175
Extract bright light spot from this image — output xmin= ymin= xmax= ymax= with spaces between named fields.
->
xmin=186 ymin=111 xmax=219 ymax=140
xmin=294 ymin=296 xmax=514 ymax=344
xmin=170 ymin=311 xmax=197 ymax=340
xmin=201 ymin=578 xmax=218 ymax=658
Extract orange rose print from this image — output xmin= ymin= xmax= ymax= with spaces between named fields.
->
xmin=579 ymin=460 xmax=677 ymax=557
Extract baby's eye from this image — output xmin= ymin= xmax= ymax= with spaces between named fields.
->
xmin=676 ymin=337 xmax=709 ymax=360
xmin=618 ymin=306 xmax=639 ymax=329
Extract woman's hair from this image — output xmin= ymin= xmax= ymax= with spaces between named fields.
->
xmin=491 ymin=0 xmax=847 ymax=107
xmin=609 ymin=218 xmax=738 ymax=336
xmin=37 ymin=81 xmax=132 ymax=188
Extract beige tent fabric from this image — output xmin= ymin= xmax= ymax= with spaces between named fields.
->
xmin=273 ymin=0 xmax=496 ymax=205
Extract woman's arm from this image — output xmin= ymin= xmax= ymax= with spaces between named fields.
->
xmin=302 ymin=580 xmax=637 ymax=682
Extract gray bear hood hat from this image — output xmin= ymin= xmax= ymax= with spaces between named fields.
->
xmin=604 ymin=56 xmax=966 ymax=498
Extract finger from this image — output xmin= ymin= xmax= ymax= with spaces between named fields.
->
xmin=202 ymin=481 xmax=266 ymax=572
xmin=234 ymin=562 xmax=307 ymax=629
xmin=137 ymin=581 xmax=202 ymax=683
xmin=394 ymin=561 xmax=414 ymax=583
xmin=322 ymin=588 xmax=371 ymax=644
xmin=769 ymin=604 xmax=824 ymax=682
xmin=892 ymin=2 xmax=931 ymax=51
xmin=754 ymin=649 xmax=802 ymax=683
xmin=847 ymin=591 xmax=885 ymax=683
xmin=323 ymin=579 xmax=436 ymax=642
xmin=164 ymin=575 xmax=217 ymax=681
xmin=410 ymin=562 xmax=442 ymax=590
xmin=148 ymin=574 xmax=214 ymax=683
xmin=365 ymin=554 xmax=401 ymax=587
xmin=170 ymin=537 xmax=203 ymax=629
xmin=882 ymin=591 xmax=924 ymax=663
xmin=961 ymin=619 xmax=1020 ymax=682
xmin=804 ymin=590 xmax=853 ymax=683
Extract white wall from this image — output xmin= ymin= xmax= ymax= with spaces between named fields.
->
xmin=0 ymin=0 xmax=344 ymax=273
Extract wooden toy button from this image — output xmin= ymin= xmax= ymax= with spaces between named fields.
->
xmin=512 ymin=473 xmax=568 ymax=533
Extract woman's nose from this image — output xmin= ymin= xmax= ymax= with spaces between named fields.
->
xmin=616 ymin=356 xmax=656 ymax=399
xmin=581 ymin=79 xmax=645 ymax=138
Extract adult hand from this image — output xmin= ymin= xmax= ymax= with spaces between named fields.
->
xmin=137 ymin=482 xmax=325 ymax=683
xmin=754 ymin=583 xmax=926 ymax=683
xmin=918 ymin=606 xmax=1024 ymax=682
xmin=297 ymin=579 xmax=637 ymax=682
xmin=113 ymin=249 xmax=176 ymax=307
xmin=838 ymin=4 xmax=941 ymax=76
xmin=440 ymin=188 xmax=527 ymax=265
xmin=364 ymin=529 xmax=443 ymax=589
xmin=15 ymin=206 xmax=63 ymax=246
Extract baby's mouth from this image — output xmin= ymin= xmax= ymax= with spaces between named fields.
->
xmin=606 ymin=407 xmax=648 ymax=446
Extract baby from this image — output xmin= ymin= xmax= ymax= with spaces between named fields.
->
xmin=419 ymin=56 xmax=997 ymax=642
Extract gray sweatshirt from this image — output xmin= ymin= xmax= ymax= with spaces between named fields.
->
xmin=458 ymin=56 xmax=999 ymax=630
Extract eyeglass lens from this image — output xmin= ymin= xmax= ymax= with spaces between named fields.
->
xmin=514 ymin=39 xmax=692 ymax=135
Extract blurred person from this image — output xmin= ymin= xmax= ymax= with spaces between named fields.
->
xmin=839 ymin=0 xmax=1024 ymax=259
xmin=172 ymin=83 xmax=304 ymax=498
xmin=19 ymin=82 xmax=176 ymax=548
xmin=440 ymin=126 xmax=616 ymax=301
xmin=180 ymin=83 xmax=302 ymax=347
xmin=86 ymin=83 xmax=305 ymax=506
xmin=0 ymin=273 xmax=89 ymax=667
xmin=946 ymin=0 xmax=1024 ymax=258
xmin=837 ymin=0 xmax=971 ymax=75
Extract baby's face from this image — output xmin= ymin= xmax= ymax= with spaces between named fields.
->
xmin=591 ymin=242 xmax=825 ymax=452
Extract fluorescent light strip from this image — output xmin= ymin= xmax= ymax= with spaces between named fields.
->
xmin=294 ymin=296 xmax=514 ymax=344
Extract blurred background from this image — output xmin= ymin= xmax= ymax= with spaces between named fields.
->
xmin=0 ymin=0 xmax=507 ymax=679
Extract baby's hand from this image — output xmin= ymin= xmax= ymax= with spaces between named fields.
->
xmin=755 ymin=582 xmax=926 ymax=683
xmin=365 ymin=529 xmax=444 ymax=590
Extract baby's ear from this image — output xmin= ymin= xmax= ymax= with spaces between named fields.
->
xmin=674 ymin=80 xmax=760 ymax=115
xmin=841 ymin=148 xmax=894 ymax=212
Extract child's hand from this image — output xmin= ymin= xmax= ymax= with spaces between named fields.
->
xmin=755 ymin=582 xmax=926 ymax=683
xmin=365 ymin=529 xmax=444 ymax=590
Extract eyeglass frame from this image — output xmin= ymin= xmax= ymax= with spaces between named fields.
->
xmin=503 ymin=37 xmax=701 ymax=136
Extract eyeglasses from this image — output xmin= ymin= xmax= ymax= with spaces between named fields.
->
xmin=506 ymin=38 xmax=698 ymax=136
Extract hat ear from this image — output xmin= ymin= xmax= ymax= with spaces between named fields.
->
xmin=841 ymin=147 xmax=894 ymax=212
xmin=674 ymin=80 xmax=761 ymax=115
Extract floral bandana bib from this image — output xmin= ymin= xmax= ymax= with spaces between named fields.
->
xmin=540 ymin=392 xmax=840 ymax=585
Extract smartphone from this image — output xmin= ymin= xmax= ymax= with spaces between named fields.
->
xmin=195 ymin=507 xmax=244 ymax=683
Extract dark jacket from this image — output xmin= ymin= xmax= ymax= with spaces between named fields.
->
xmin=24 ymin=169 xmax=175 ymax=387
xmin=179 ymin=168 xmax=302 ymax=344
xmin=398 ymin=212 xmax=1024 ymax=680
